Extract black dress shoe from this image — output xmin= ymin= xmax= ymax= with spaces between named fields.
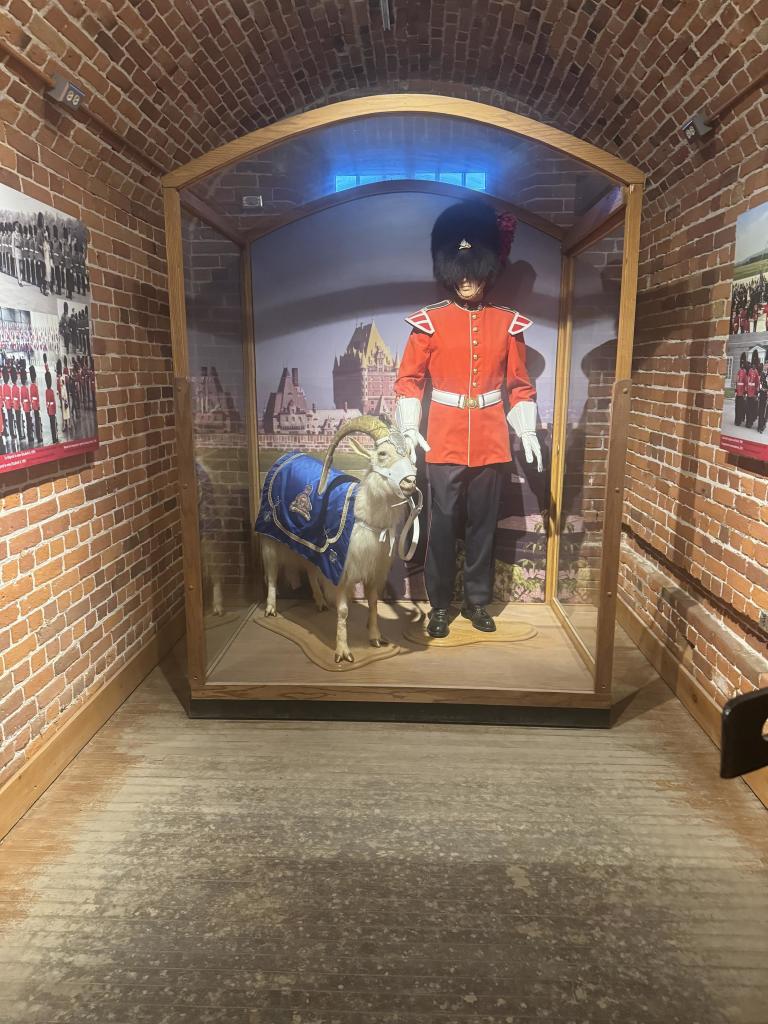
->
xmin=460 ymin=604 xmax=496 ymax=632
xmin=427 ymin=608 xmax=450 ymax=638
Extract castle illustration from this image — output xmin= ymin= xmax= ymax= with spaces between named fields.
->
xmin=332 ymin=321 xmax=399 ymax=418
xmin=261 ymin=321 xmax=399 ymax=445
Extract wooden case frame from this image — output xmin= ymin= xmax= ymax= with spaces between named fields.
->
xmin=162 ymin=94 xmax=644 ymax=722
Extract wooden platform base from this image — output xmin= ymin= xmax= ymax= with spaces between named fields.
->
xmin=188 ymin=696 xmax=611 ymax=726
xmin=204 ymin=600 xmax=585 ymax=690
xmin=191 ymin=600 xmax=614 ymax=714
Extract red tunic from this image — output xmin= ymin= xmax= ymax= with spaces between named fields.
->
xmin=394 ymin=300 xmax=536 ymax=467
xmin=11 ymin=384 xmax=21 ymax=412
xmin=736 ymin=368 xmax=748 ymax=396
xmin=3 ymin=383 xmax=12 ymax=410
xmin=45 ymin=387 xmax=56 ymax=416
xmin=747 ymin=366 xmax=760 ymax=398
xmin=30 ymin=383 xmax=40 ymax=411
xmin=20 ymin=385 xmax=30 ymax=414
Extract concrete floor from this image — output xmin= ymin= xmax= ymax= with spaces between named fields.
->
xmin=0 ymin=665 xmax=766 ymax=1023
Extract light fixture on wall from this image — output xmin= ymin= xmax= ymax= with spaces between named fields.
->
xmin=681 ymin=113 xmax=713 ymax=143
xmin=242 ymin=195 xmax=263 ymax=208
xmin=47 ymin=72 xmax=86 ymax=111
xmin=380 ymin=0 xmax=393 ymax=31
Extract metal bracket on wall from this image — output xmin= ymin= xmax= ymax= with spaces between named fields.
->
xmin=721 ymin=689 xmax=768 ymax=778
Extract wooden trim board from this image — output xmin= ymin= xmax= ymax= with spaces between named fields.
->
xmin=244 ymin=180 xmax=567 ymax=243
xmin=187 ymin=697 xmax=612 ymax=727
xmin=593 ymin=379 xmax=633 ymax=697
xmin=616 ymin=597 xmax=768 ymax=810
xmin=192 ymin=683 xmax=612 ymax=708
xmin=180 ymin=190 xmax=247 ymax=246
xmin=562 ymin=185 xmax=625 ymax=255
xmin=0 ymin=610 xmax=185 ymax=842
xmin=545 ymin=254 xmax=574 ymax=606
xmin=162 ymin=95 xmax=646 ymax=190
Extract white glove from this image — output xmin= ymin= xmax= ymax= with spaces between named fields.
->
xmin=507 ymin=400 xmax=543 ymax=473
xmin=394 ymin=396 xmax=430 ymax=464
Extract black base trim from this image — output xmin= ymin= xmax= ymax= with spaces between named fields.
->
xmin=188 ymin=699 xmax=611 ymax=728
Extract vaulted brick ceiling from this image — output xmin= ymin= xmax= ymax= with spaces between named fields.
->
xmin=47 ymin=0 xmax=761 ymax=191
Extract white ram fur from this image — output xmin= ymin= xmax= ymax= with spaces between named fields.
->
xmin=261 ymin=439 xmax=415 ymax=663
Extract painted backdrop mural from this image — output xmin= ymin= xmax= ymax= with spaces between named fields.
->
xmin=250 ymin=191 xmax=561 ymax=602
xmin=0 ymin=183 xmax=96 ymax=474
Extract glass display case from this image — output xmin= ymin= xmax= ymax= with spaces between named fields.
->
xmin=162 ymin=95 xmax=644 ymax=723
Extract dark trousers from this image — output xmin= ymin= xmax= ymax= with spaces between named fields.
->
xmin=735 ymin=395 xmax=745 ymax=426
xmin=425 ymin=462 xmax=503 ymax=609
xmin=746 ymin=396 xmax=758 ymax=429
xmin=758 ymin=393 xmax=767 ymax=433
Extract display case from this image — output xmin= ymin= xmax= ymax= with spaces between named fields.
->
xmin=162 ymin=95 xmax=644 ymax=724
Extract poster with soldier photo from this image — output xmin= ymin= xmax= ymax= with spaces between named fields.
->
xmin=720 ymin=201 xmax=768 ymax=462
xmin=0 ymin=183 xmax=97 ymax=474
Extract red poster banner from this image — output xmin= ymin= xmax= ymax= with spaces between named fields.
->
xmin=719 ymin=433 xmax=768 ymax=461
xmin=0 ymin=436 xmax=98 ymax=474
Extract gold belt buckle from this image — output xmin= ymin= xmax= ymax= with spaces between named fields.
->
xmin=465 ymin=395 xmax=479 ymax=409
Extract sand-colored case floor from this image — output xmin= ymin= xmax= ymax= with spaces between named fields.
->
xmin=203 ymin=600 xmax=599 ymax=695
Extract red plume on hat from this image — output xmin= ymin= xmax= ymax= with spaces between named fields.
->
xmin=497 ymin=211 xmax=517 ymax=263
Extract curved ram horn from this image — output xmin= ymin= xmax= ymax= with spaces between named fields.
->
xmin=318 ymin=415 xmax=391 ymax=494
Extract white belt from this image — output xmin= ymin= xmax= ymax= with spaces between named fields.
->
xmin=431 ymin=388 xmax=502 ymax=410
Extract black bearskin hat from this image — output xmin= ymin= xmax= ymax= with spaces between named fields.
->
xmin=431 ymin=200 xmax=502 ymax=293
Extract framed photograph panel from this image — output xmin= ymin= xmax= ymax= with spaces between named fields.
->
xmin=0 ymin=183 xmax=97 ymax=475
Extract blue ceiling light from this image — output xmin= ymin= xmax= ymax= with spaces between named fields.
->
xmin=334 ymin=171 xmax=487 ymax=192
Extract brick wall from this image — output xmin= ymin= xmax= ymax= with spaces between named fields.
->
xmin=620 ymin=73 xmax=768 ymax=703
xmin=1 ymin=0 xmax=766 ymax=790
xmin=0 ymin=35 xmax=200 ymax=787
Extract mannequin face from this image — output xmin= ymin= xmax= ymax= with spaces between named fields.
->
xmin=455 ymin=278 xmax=486 ymax=303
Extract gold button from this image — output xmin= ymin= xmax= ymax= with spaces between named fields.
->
xmin=473 ymin=354 xmax=478 ymax=360
xmin=472 ymin=340 xmax=478 ymax=346
xmin=472 ymin=326 xmax=478 ymax=332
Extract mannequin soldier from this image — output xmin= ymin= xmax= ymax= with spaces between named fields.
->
xmin=394 ymin=200 xmax=543 ymax=637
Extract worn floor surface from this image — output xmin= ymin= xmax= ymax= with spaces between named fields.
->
xmin=0 ymin=663 xmax=766 ymax=1024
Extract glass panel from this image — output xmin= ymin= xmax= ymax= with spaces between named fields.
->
xmin=249 ymin=190 xmax=561 ymax=605
xmin=181 ymin=212 xmax=251 ymax=670
xmin=183 ymin=113 xmax=615 ymax=237
xmin=556 ymin=226 xmax=624 ymax=656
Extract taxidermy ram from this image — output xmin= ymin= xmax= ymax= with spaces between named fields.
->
xmin=255 ymin=415 xmax=422 ymax=663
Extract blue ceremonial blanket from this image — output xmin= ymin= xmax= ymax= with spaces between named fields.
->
xmin=254 ymin=452 xmax=359 ymax=585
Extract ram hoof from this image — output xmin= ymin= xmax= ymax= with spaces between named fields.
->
xmin=334 ymin=651 xmax=354 ymax=664
xmin=369 ymin=638 xmax=389 ymax=648
xmin=265 ymin=606 xmax=277 ymax=617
